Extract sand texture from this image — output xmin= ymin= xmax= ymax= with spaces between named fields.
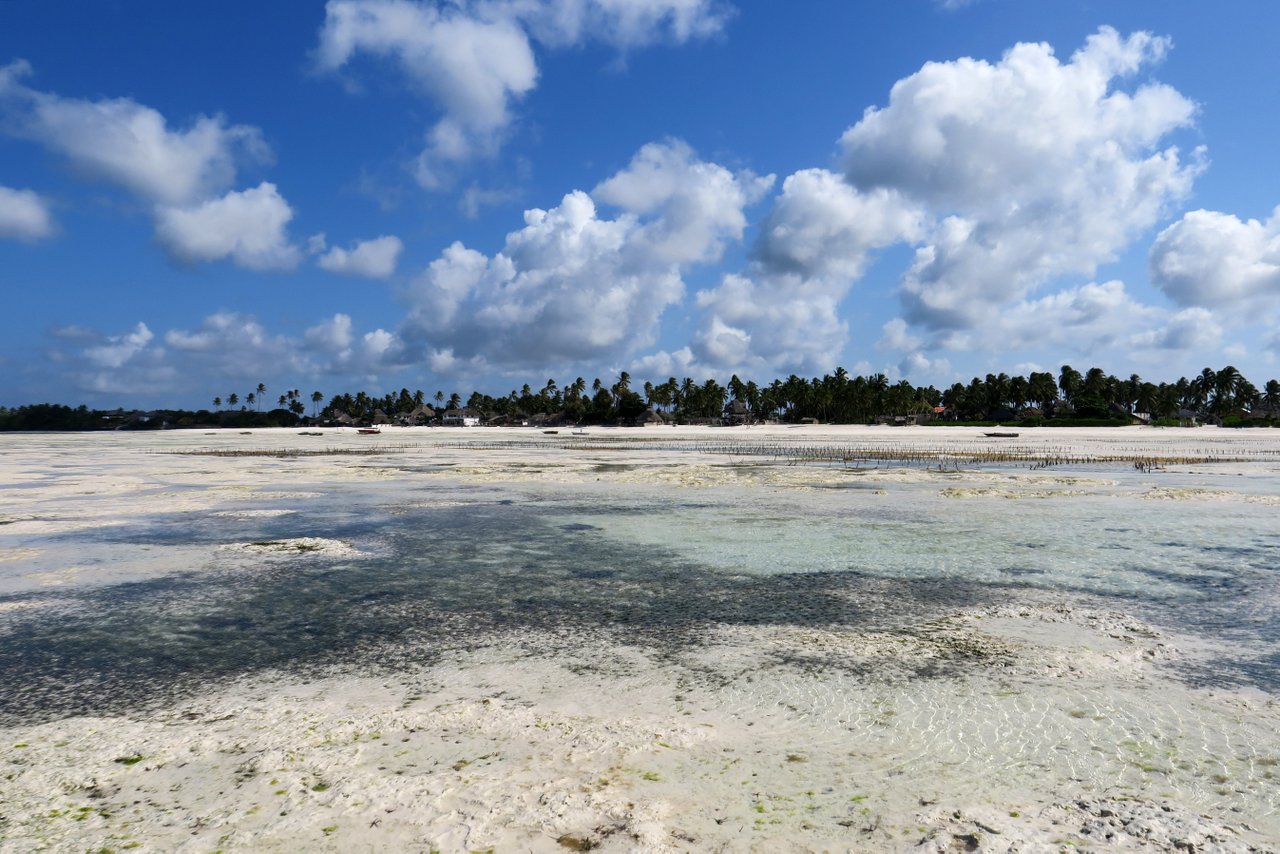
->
xmin=2 ymin=425 xmax=1280 ymax=852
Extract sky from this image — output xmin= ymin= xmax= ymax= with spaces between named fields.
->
xmin=2 ymin=0 xmax=1280 ymax=409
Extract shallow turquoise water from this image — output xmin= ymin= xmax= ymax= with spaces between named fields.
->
xmin=1 ymin=463 xmax=1277 ymax=726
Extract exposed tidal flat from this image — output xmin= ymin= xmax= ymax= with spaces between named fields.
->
xmin=1 ymin=426 xmax=1279 ymax=852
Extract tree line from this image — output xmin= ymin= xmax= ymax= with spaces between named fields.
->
xmin=3 ymin=364 xmax=1278 ymax=431
xmin=316 ymin=364 xmax=1279 ymax=425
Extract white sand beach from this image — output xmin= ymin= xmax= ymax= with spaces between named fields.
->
xmin=2 ymin=425 xmax=1279 ymax=852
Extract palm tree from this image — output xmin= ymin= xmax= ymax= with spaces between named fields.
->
xmin=228 ymin=393 xmax=239 ymax=409
xmin=311 ymin=391 xmax=324 ymax=417
xmin=727 ymin=374 xmax=746 ymax=403
xmin=1158 ymin=383 xmax=1181 ymax=419
xmin=675 ymin=381 xmax=696 ymax=419
xmin=1007 ymin=375 xmax=1029 ymax=412
xmin=1189 ymin=367 xmax=1215 ymax=411
xmin=1213 ymin=366 xmax=1242 ymax=416
xmin=1028 ymin=372 xmax=1057 ymax=411
xmin=1136 ymin=383 xmax=1159 ymax=418
xmin=1058 ymin=365 xmax=1082 ymax=405
xmin=1263 ymin=379 xmax=1280 ymax=411
xmin=213 ymin=396 xmax=222 ymax=410
xmin=246 ymin=392 xmax=256 ymax=411
xmin=256 ymin=383 xmax=266 ymax=410
xmin=1236 ymin=379 xmax=1259 ymax=412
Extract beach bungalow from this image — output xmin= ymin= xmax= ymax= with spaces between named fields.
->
xmin=637 ymin=408 xmax=668 ymax=427
xmin=722 ymin=399 xmax=751 ymax=426
xmin=400 ymin=403 xmax=436 ymax=425
xmin=1175 ymin=408 xmax=1220 ymax=427
xmin=442 ymin=408 xmax=482 ymax=427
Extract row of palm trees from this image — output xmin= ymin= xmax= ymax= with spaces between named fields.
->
xmin=222 ymin=364 xmax=1280 ymax=426
xmin=942 ymin=365 xmax=1280 ymax=422
xmin=212 ymin=385 xmax=326 ymax=418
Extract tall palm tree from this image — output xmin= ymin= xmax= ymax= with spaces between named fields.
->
xmin=213 ymin=396 xmax=222 ymax=410
xmin=1028 ymin=372 xmax=1057 ymax=410
xmin=1213 ymin=366 xmax=1242 ymax=415
xmin=1136 ymin=383 xmax=1159 ymax=418
xmin=311 ymin=391 xmax=324 ymax=417
xmin=1007 ymin=375 xmax=1029 ymax=412
xmin=1158 ymin=383 xmax=1181 ymax=419
xmin=1236 ymin=379 xmax=1259 ymax=411
xmin=1263 ymin=379 xmax=1280 ymax=411
xmin=1058 ymin=365 xmax=1082 ymax=404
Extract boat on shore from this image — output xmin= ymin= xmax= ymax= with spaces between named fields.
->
xmin=356 ymin=427 xmax=381 ymax=435
xmin=984 ymin=431 xmax=1019 ymax=438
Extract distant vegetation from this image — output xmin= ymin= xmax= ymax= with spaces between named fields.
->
xmin=2 ymin=364 xmax=1278 ymax=431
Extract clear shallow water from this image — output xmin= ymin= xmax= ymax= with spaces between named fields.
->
xmin=1 ymin=461 xmax=1278 ymax=727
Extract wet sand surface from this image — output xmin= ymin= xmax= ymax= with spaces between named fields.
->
xmin=2 ymin=425 xmax=1279 ymax=852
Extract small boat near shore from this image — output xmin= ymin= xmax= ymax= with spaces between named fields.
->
xmin=543 ymin=429 xmax=559 ymax=435
xmin=356 ymin=427 xmax=381 ymax=434
xmin=984 ymin=431 xmax=1019 ymax=438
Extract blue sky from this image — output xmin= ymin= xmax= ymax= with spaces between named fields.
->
xmin=2 ymin=0 xmax=1279 ymax=408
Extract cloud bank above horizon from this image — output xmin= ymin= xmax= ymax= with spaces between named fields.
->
xmin=3 ymin=3 xmax=1279 ymax=406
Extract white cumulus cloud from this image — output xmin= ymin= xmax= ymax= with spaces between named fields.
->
xmin=316 ymin=0 xmax=536 ymax=187
xmin=154 ymin=183 xmax=301 ymax=271
xmin=60 ymin=321 xmax=176 ymax=396
xmin=1149 ymin=207 xmax=1280 ymax=313
xmin=839 ymin=27 xmax=1200 ymax=333
xmin=84 ymin=322 xmax=155 ymax=369
xmin=165 ymin=311 xmax=399 ymax=381
xmin=315 ymin=0 xmax=726 ymax=187
xmin=876 ymin=318 xmax=922 ymax=353
xmin=593 ymin=138 xmax=773 ymax=264
xmin=660 ymin=167 xmax=919 ymax=377
xmin=317 ymin=234 xmax=404 ymax=278
xmin=753 ymin=169 xmax=922 ymax=280
xmin=408 ymin=188 xmax=681 ymax=366
xmin=686 ymin=271 xmax=849 ymax=377
xmin=982 ymin=280 xmax=1162 ymax=352
xmin=402 ymin=139 xmax=764 ymax=374
xmin=0 ymin=59 xmax=269 ymax=206
xmin=0 ymin=59 xmax=304 ymax=272
xmin=304 ymin=313 xmax=356 ymax=354
xmin=0 ymin=185 xmax=54 ymax=240
xmin=513 ymin=0 xmax=731 ymax=49
xmin=1128 ymin=307 xmax=1223 ymax=352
